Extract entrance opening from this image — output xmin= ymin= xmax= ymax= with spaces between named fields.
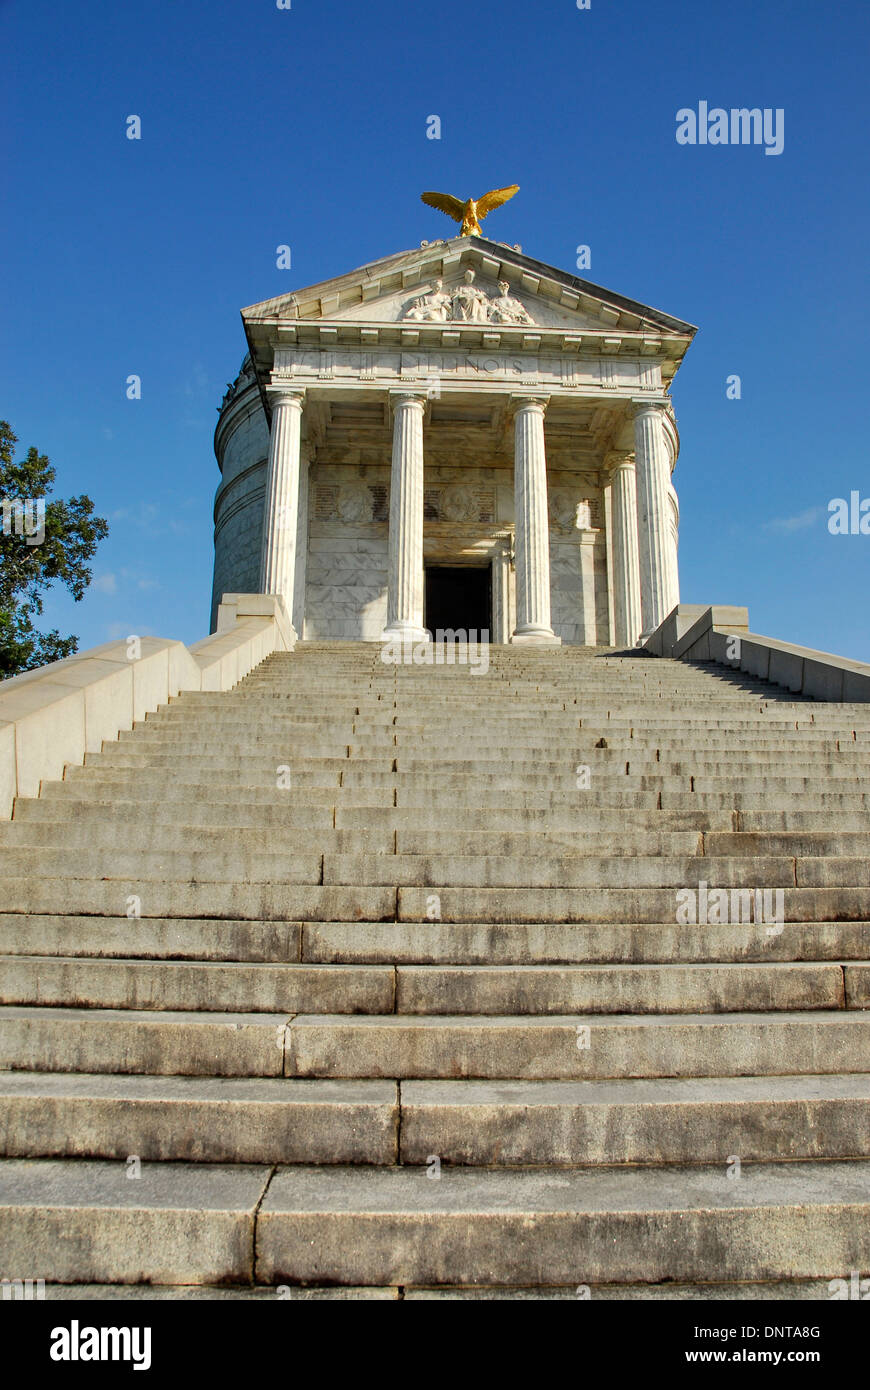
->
xmin=424 ymin=565 xmax=491 ymax=640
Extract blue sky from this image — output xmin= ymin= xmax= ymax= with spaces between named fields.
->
xmin=2 ymin=0 xmax=869 ymax=657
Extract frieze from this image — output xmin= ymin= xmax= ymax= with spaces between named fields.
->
xmin=273 ymin=347 xmax=647 ymax=390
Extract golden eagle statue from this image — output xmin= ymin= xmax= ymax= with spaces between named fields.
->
xmin=420 ymin=185 xmax=520 ymax=238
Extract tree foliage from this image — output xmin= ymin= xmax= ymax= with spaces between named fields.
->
xmin=0 ymin=420 xmax=109 ymax=678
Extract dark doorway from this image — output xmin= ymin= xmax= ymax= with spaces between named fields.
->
xmin=425 ymin=565 xmax=491 ymax=639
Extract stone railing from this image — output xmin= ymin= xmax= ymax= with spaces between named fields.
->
xmin=0 ymin=594 xmax=295 ymax=819
xmin=644 ymin=604 xmax=870 ymax=702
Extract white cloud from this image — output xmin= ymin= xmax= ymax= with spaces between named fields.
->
xmin=92 ymin=573 xmax=118 ymax=594
xmin=764 ymin=506 xmax=825 ymax=534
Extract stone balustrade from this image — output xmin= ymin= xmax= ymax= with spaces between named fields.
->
xmin=0 ymin=594 xmax=295 ymax=818
xmin=645 ymin=603 xmax=870 ymax=702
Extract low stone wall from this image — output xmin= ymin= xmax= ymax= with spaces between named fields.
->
xmin=0 ymin=594 xmax=295 ymax=818
xmin=645 ymin=604 xmax=870 ymax=702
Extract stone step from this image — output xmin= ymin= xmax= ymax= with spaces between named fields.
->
xmin=127 ymin=729 xmax=869 ymax=756
xmin=0 ymin=1159 xmax=271 ymax=1285
xmin=0 ymin=847 xmax=326 ymax=882
xmin=322 ymin=853 xmax=802 ymax=889
xmin=0 ymin=915 xmax=301 ymax=961
xmin=87 ymin=747 xmax=870 ymax=779
xmin=303 ymin=919 xmax=870 ymax=964
xmin=1 ymin=916 xmax=866 ymax=966
xmin=11 ymin=1072 xmax=862 ymax=1168
xmin=11 ymin=797 xmax=338 ymax=828
xmin=395 ymin=884 xmax=869 ymax=923
xmin=149 ymin=708 xmax=866 ymax=737
xmin=0 ymin=823 xmax=395 ymax=855
xmin=19 ymin=1283 xmax=401 ymax=1300
xmin=2 ymin=877 xmax=865 ymax=922
xmin=393 ymin=962 xmax=847 ymax=1015
xmin=42 ymin=777 xmax=870 ymax=814
xmin=284 ymin=1011 xmax=870 ymax=1079
xmin=149 ymin=694 xmax=832 ymax=712
xmin=254 ymin=1160 xmax=870 ymax=1287
xmin=0 ymin=847 xmax=810 ymax=889
xmin=0 ymin=957 xmax=395 ymax=1013
xmin=21 ymin=1072 xmax=866 ymax=1169
xmin=61 ymin=765 xmax=870 ymax=798
xmin=0 ymin=820 xmax=707 ymax=859
xmin=0 ymin=955 xmax=850 ymax=1016
xmin=0 ymin=880 xmax=395 ymax=920
xmin=10 ymin=798 xmax=723 ymax=831
xmin=41 ymin=782 xmax=397 ymax=808
xmin=0 ymin=1006 xmax=290 ymax=1075
xmin=0 ymin=1075 xmax=398 ymax=1163
xmin=399 ymin=1075 xmax=870 ymax=1165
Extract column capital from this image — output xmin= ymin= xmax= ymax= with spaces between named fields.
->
xmin=605 ymin=450 xmax=636 ymax=471
xmin=509 ymin=393 xmax=550 ymax=416
xmin=267 ymin=385 xmax=306 ymax=411
xmin=630 ymin=396 xmax=668 ymax=419
xmin=388 ymin=389 xmax=428 ymax=413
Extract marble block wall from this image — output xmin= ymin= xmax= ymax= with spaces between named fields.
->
xmin=547 ymin=472 xmax=609 ymax=646
xmin=304 ymin=465 xmax=391 ymax=639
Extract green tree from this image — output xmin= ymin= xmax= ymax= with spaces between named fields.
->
xmin=0 ymin=420 xmax=109 ymax=679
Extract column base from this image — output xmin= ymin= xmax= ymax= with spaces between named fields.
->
xmin=381 ymin=624 xmax=431 ymax=644
xmin=510 ymin=629 xmax=562 ymax=646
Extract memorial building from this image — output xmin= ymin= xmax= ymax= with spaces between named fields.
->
xmin=211 ymin=236 xmax=695 ymax=647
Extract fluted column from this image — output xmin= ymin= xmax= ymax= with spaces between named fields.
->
xmin=259 ymin=389 xmax=305 ymax=602
xmin=383 ymin=392 xmax=428 ymax=641
xmin=492 ymin=544 xmax=512 ymax=644
xmin=608 ymin=451 xmax=643 ymax=648
xmin=666 ymin=481 xmax=681 ymax=615
xmin=511 ymin=396 xmax=559 ymax=644
xmin=632 ymin=400 xmax=673 ymax=637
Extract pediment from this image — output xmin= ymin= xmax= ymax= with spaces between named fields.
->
xmin=241 ymin=238 xmax=697 ymax=343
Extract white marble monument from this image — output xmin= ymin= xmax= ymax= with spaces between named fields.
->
xmin=211 ymin=237 xmax=694 ymax=645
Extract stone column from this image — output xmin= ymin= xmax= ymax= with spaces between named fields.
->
xmin=666 ymin=482 xmax=681 ymax=615
xmin=578 ymin=529 xmax=598 ymax=646
xmin=292 ymin=446 xmax=312 ymax=639
xmin=608 ymin=451 xmax=643 ymax=648
xmin=491 ymin=545 xmax=512 ymax=644
xmin=632 ymin=400 xmax=673 ymax=637
xmin=510 ymin=396 xmax=559 ymax=644
xmin=383 ymin=392 xmax=428 ymax=641
xmin=259 ymin=389 xmax=305 ymax=602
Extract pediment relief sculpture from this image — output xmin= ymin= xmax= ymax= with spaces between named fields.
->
xmin=403 ymin=270 xmax=534 ymax=326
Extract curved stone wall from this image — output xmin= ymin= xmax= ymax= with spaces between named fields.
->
xmin=210 ymin=364 xmax=270 ymax=631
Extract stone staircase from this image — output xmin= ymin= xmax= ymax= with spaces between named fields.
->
xmin=0 ymin=640 xmax=868 ymax=1298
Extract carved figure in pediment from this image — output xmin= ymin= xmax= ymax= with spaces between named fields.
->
xmin=490 ymin=281 xmax=533 ymax=326
xmin=404 ymin=278 xmax=452 ymax=323
xmin=452 ymin=269 xmax=490 ymax=323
